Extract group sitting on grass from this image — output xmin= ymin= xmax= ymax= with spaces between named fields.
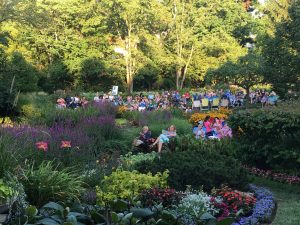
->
xmin=134 ymin=118 xmax=232 ymax=153
xmin=134 ymin=125 xmax=177 ymax=153
xmin=193 ymin=116 xmax=232 ymax=140
xmin=56 ymin=95 xmax=88 ymax=109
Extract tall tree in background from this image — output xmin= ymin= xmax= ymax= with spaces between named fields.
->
xmin=206 ymin=51 xmax=265 ymax=98
xmin=99 ymin=0 xmax=161 ymax=93
xmin=262 ymin=0 xmax=300 ymax=96
xmin=168 ymin=0 xmax=197 ymax=89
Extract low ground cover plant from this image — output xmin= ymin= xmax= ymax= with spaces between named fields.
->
xmin=96 ymin=170 xmax=169 ymax=205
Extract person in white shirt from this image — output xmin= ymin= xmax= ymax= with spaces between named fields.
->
xmin=94 ymin=92 xmax=100 ymax=102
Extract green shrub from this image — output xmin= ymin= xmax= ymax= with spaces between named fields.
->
xmin=174 ymin=135 xmax=237 ymax=157
xmin=135 ymin=143 xmax=248 ymax=191
xmin=0 ymin=179 xmax=13 ymax=204
xmin=120 ymin=152 xmax=158 ymax=171
xmin=96 ymin=169 xmax=169 ymax=204
xmin=18 ymin=162 xmax=85 ymax=207
xmin=228 ymin=102 xmax=300 ymax=172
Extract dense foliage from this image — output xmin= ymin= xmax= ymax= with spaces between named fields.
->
xmin=1 ymin=0 xmax=298 ymax=97
xmin=229 ymin=102 xmax=300 ymax=173
xmin=135 ymin=138 xmax=249 ymax=191
xmin=96 ymin=170 xmax=168 ymax=205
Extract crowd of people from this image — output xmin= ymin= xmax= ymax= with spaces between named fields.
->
xmin=249 ymin=90 xmax=279 ymax=106
xmin=56 ymin=89 xmax=279 ymax=111
xmin=56 ymin=95 xmax=88 ymax=109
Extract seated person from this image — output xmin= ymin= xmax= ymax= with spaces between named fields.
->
xmin=204 ymin=116 xmax=214 ymax=137
xmin=138 ymin=100 xmax=147 ymax=111
xmin=94 ymin=92 xmax=100 ymax=102
xmin=147 ymin=100 xmax=157 ymax=111
xmin=80 ymin=96 xmax=89 ymax=107
xmin=213 ymin=117 xmax=222 ymax=135
xmin=151 ymin=125 xmax=177 ymax=153
xmin=56 ymin=98 xmax=66 ymax=109
xmin=137 ymin=126 xmax=154 ymax=151
xmin=193 ymin=121 xmax=206 ymax=139
xmin=218 ymin=121 xmax=232 ymax=138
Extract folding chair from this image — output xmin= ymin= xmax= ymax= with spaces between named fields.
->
xmin=211 ymin=98 xmax=220 ymax=110
xmin=192 ymin=100 xmax=201 ymax=110
xmin=220 ymin=99 xmax=229 ymax=108
xmin=201 ymin=98 xmax=209 ymax=111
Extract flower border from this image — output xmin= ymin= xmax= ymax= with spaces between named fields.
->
xmin=233 ymin=184 xmax=277 ymax=225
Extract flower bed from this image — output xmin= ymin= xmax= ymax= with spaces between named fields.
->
xmin=244 ymin=166 xmax=300 ymax=185
xmin=188 ymin=108 xmax=232 ymax=124
xmin=233 ymin=184 xmax=276 ymax=225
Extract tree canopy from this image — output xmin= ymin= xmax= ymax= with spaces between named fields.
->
xmin=0 ymin=0 xmax=298 ymax=95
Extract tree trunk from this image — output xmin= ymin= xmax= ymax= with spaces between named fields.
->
xmin=180 ymin=45 xmax=194 ymax=89
xmin=245 ymin=86 xmax=250 ymax=102
xmin=125 ymin=23 xmax=134 ymax=94
xmin=176 ymin=68 xmax=181 ymax=90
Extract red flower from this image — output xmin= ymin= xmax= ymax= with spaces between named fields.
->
xmin=60 ymin=141 xmax=71 ymax=148
xmin=36 ymin=141 xmax=48 ymax=152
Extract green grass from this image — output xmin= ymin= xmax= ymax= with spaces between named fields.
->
xmin=253 ymin=177 xmax=300 ymax=225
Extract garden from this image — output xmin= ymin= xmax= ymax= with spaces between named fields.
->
xmin=1 ymin=0 xmax=300 ymax=224
xmin=0 ymin=94 xmax=299 ymax=225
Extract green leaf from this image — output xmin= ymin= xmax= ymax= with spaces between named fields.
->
xmin=111 ymin=212 xmax=119 ymax=223
xmin=25 ymin=205 xmax=38 ymax=218
xmin=91 ymin=212 xmax=106 ymax=223
xmin=42 ymin=202 xmax=64 ymax=212
xmin=66 ymin=215 xmax=77 ymax=224
xmin=160 ymin=210 xmax=176 ymax=223
xmin=199 ymin=212 xmax=216 ymax=221
xmin=121 ymin=212 xmax=133 ymax=223
xmin=217 ymin=217 xmax=235 ymax=225
xmin=110 ymin=199 xmax=128 ymax=211
xmin=156 ymin=219 xmax=169 ymax=225
xmin=36 ymin=218 xmax=60 ymax=225
xmin=130 ymin=207 xmax=154 ymax=218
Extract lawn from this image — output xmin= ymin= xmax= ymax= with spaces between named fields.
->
xmin=253 ymin=177 xmax=300 ymax=225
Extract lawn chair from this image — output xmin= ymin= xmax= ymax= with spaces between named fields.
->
xmin=192 ymin=100 xmax=201 ymax=110
xmin=220 ymin=99 xmax=229 ymax=108
xmin=201 ymin=98 xmax=209 ymax=111
xmin=211 ymin=98 xmax=220 ymax=110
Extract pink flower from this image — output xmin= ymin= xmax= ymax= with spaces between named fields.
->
xmin=60 ymin=141 xmax=71 ymax=148
xmin=36 ymin=141 xmax=48 ymax=152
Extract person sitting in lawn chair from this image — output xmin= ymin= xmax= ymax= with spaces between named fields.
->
xmin=193 ymin=121 xmax=206 ymax=139
xmin=133 ymin=126 xmax=154 ymax=152
xmin=151 ymin=125 xmax=177 ymax=153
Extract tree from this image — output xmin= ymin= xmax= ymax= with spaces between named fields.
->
xmin=0 ymin=0 xmax=40 ymax=25
xmin=99 ymin=0 xmax=163 ymax=93
xmin=261 ymin=0 xmax=300 ymax=96
xmin=8 ymin=52 xmax=40 ymax=92
xmin=206 ymin=51 xmax=265 ymax=98
xmin=80 ymin=58 xmax=106 ymax=91
xmin=0 ymin=47 xmax=15 ymax=117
